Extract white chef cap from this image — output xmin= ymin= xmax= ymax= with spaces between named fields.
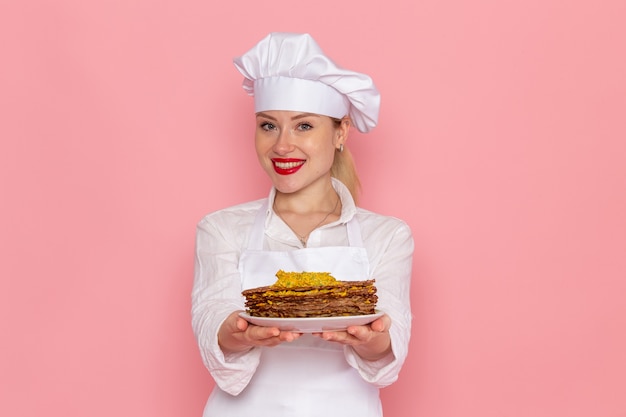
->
xmin=233 ymin=32 xmax=380 ymax=133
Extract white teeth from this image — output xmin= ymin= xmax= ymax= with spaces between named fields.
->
xmin=274 ymin=161 xmax=304 ymax=169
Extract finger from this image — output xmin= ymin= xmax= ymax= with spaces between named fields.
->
xmin=370 ymin=315 xmax=391 ymax=333
xmin=322 ymin=329 xmax=354 ymax=342
xmin=346 ymin=325 xmax=368 ymax=340
xmin=370 ymin=318 xmax=385 ymax=332
xmin=278 ymin=331 xmax=301 ymax=342
xmin=236 ymin=317 xmax=249 ymax=331
xmin=248 ymin=325 xmax=280 ymax=341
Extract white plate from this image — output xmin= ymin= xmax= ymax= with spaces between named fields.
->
xmin=239 ymin=310 xmax=384 ymax=333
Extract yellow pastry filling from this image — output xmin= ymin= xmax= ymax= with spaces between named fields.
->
xmin=271 ymin=270 xmax=340 ymax=289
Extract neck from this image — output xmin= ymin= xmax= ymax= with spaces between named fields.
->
xmin=272 ymin=183 xmax=342 ymax=247
xmin=273 ymin=182 xmax=338 ymax=215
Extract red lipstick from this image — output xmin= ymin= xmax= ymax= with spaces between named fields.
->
xmin=272 ymin=158 xmax=305 ymax=175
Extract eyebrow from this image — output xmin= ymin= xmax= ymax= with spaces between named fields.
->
xmin=256 ymin=112 xmax=321 ymax=121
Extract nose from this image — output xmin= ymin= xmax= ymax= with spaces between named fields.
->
xmin=272 ymin=128 xmax=294 ymax=154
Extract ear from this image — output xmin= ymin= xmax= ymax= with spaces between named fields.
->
xmin=335 ymin=117 xmax=351 ymax=148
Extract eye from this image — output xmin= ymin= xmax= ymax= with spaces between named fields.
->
xmin=297 ymin=122 xmax=313 ymax=131
xmin=260 ymin=121 xmax=276 ymax=131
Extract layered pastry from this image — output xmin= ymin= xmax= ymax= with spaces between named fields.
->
xmin=242 ymin=270 xmax=377 ymax=318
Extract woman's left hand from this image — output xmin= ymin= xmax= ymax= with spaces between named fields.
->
xmin=313 ymin=313 xmax=392 ymax=361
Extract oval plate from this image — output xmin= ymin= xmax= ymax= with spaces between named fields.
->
xmin=238 ymin=310 xmax=384 ymax=333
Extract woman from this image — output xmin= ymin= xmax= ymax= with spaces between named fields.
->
xmin=192 ymin=32 xmax=414 ymax=417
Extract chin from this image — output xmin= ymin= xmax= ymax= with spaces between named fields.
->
xmin=273 ymin=184 xmax=301 ymax=194
xmin=271 ymin=176 xmax=305 ymax=194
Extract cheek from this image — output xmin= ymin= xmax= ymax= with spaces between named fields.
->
xmin=255 ymin=135 xmax=269 ymax=157
xmin=254 ymin=137 xmax=271 ymax=170
xmin=312 ymin=144 xmax=337 ymax=173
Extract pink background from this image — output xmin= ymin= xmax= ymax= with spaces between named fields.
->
xmin=1 ymin=0 xmax=625 ymax=416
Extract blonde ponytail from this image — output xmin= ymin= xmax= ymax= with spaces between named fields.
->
xmin=331 ymin=146 xmax=361 ymax=205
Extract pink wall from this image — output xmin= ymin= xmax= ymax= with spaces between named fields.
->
xmin=1 ymin=1 xmax=625 ymax=416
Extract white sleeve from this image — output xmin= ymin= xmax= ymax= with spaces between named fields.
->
xmin=344 ymin=220 xmax=414 ymax=387
xmin=191 ymin=216 xmax=261 ymax=396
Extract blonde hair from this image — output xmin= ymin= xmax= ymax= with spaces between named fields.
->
xmin=330 ymin=118 xmax=361 ymax=204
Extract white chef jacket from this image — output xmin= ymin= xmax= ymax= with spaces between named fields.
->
xmin=192 ymin=178 xmax=414 ymax=413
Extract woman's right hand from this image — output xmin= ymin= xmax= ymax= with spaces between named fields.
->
xmin=217 ymin=311 xmax=302 ymax=354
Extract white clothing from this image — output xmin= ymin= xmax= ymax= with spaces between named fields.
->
xmin=205 ymin=199 xmax=376 ymax=416
xmin=192 ymin=179 xmax=414 ymax=416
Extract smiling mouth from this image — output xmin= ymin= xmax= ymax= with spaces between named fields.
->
xmin=272 ymin=158 xmax=305 ymax=175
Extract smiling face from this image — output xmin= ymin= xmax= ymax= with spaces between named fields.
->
xmin=255 ymin=110 xmax=346 ymax=196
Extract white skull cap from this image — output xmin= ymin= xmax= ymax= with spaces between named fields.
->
xmin=233 ymin=32 xmax=380 ymax=133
